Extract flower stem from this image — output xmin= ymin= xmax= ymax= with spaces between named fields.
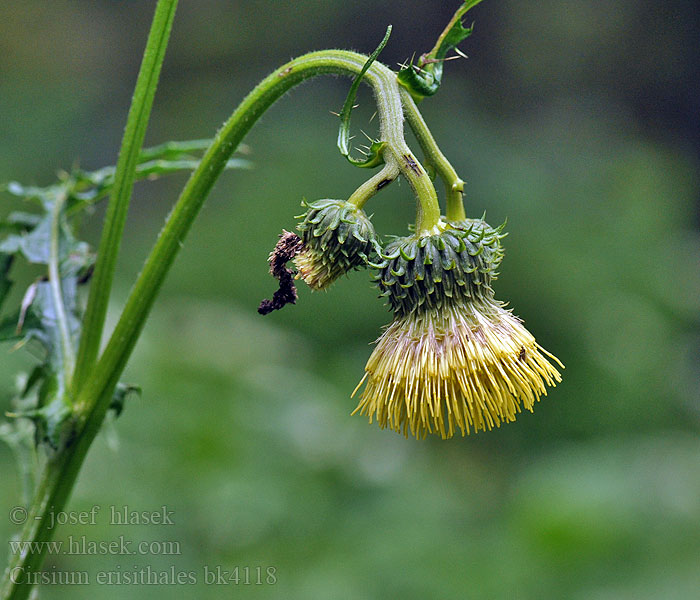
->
xmin=347 ymin=161 xmax=400 ymax=209
xmin=400 ymin=87 xmax=466 ymax=221
xmin=77 ymin=51 xmax=440 ymax=418
xmin=76 ymin=51 xmax=443 ymax=424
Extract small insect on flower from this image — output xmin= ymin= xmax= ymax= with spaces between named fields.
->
xmin=352 ymin=220 xmax=563 ymax=439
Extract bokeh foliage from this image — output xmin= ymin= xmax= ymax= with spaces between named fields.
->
xmin=1 ymin=1 xmax=698 ymax=598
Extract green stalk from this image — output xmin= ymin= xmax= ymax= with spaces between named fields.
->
xmin=72 ymin=0 xmax=178 ymax=394
xmin=1 ymin=449 xmax=79 ymax=599
xmin=347 ymin=162 xmax=400 ymax=209
xmin=400 ymin=87 xmax=466 ymax=221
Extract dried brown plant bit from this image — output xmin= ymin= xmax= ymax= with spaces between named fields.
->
xmin=258 ymin=230 xmax=303 ymax=315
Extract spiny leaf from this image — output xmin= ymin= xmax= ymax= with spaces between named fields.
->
xmin=26 ymin=280 xmax=81 ymax=372
xmin=3 ymin=362 xmax=72 ymax=453
xmin=0 ymin=205 xmax=92 ymax=277
xmin=337 ymin=26 xmax=391 ymax=168
xmin=0 ymin=213 xmax=52 ymax=264
xmin=3 ymin=181 xmax=54 ymax=203
xmin=137 ymin=138 xmax=249 ymax=162
xmin=1 ymin=193 xmax=86 ymax=451
xmin=72 ymin=157 xmax=251 ymax=205
xmin=3 ymin=139 xmax=252 ymax=216
xmin=397 ymin=0 xmax=483 ymax=100
xmin=1 ymin=212 xmax=42 ymax=232
xmin=1 ymin=137 xmax=249 ymax=456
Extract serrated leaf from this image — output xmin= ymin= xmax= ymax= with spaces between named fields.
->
xmin=0 ymin=214 xmax=52 ymax=264
xmin=138 ymin=138 xmax=249 ymax=162
xmin=134 ymin=157 xmax=252 ymax=179
xmin=1 ymin=136 xmax=248 ymax=456
xmin=397 ymin=0 xmax=483 ymax=100
xmin=67 ymin=154 xmax=251 ymax=212
xmin=337 ymin=26 xmax=391 ymax=168
xmin=3 ymin=139 xmax=252 ymax=222
xmin=4 ymin=181 xmax=53 ymax=202
xmin=24 ymin=280 xmax=80 ymax=373
xmin=1 ymin=212 xmax=42 ymax=231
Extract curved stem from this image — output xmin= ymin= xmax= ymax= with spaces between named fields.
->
xmin=2 ymin=3 xmax=179 ymax=597
xmin=347 ymin=160 xmax=400 ymax=209
xmin=400 ymin=87 xmax=466 ymax=221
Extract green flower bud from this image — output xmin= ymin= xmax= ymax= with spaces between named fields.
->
xmin=294 ymin=199 xmax=377 ymax=290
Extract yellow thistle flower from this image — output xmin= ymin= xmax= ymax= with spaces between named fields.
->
xmin=352 ymin=299 xmax=563 ymax=439
xmin=352 ymin=220 xmax=563 ymax=439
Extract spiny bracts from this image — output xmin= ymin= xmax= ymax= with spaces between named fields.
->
xmin=373 ymin=218 xmax=506 ymax=316
xmin=294 ymin=199 xmax=377 ymax=290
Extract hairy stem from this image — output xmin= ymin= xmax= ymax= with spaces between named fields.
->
xmin=400 ymin=87 xmax=466 ymax=221
xmin=77 ymin=50 xmax=442 ymax=424
xmin=1 ymin=1 xmax=178 ymax=597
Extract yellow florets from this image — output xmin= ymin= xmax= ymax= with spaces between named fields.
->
xmin=293 ymin=246 xmax=337 ymax=291
xmin=352 ymin=299 xmax=562 ymax=438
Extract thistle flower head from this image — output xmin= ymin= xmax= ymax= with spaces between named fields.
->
xmin=293 ymin=199 xmax=377 ymax=290
xmin=353 ymin=220 xmax=563 ymax=439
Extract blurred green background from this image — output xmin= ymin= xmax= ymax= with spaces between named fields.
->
xmin=1 ymin=1 xmax=699 ymax=598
